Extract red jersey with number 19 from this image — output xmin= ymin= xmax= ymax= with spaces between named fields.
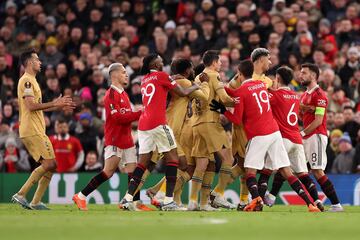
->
xmin=138 ymin=70 xmax=178 ymax=131
xmin=269 ymin=88 xmax=302 ymax=144
xmin=300 ymin=85 xmax=328 ymax=139
xmin=224 ymin=79 xmax=279 ymax=140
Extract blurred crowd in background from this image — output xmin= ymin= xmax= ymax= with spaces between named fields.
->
xmin=0 ymin=0 xmax=359 ymax=174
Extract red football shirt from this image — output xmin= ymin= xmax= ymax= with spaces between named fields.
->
xmin=104 ymin=85 xmax=141 ymax=149
xmin=138 ymin=70 xmax=178 ymax=131
xmin=300 ymin=85 xmax=328 ymax=138
xmin=50 ymin=134 xmax=83 ymax=173
xmin=224 ymin=80 xmax=279 ymax=140
xmin=269 ymin=87 xmax=302 ymax=144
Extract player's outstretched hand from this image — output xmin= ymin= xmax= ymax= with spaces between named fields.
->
xmin=53 ymin=94 xmax=76 ymax=109
xmin=209 ymin=99 xmax=226 ymax=114
xmin=199 ymin=72 xmax=209 ymax=83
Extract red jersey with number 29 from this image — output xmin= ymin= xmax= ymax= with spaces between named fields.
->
xmin=269 ymin=88 xmax=302 ymax=144
xmin=138 ymin=70 xmax=178 ymax=131
xmin=300 ymin=85 xmax=328 ymax=139
xmin=224 ymin=79 xmax=279 ymax=140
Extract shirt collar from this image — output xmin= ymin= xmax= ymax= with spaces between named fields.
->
xmin=277 ymin=86 xmax=291 ymax=91
xmin=150 ymin=69 xmax=158 ymax=73
xmin=306 ymin=84 xmax=319 ymax=94
xmin=242 ymin=78 xmax=253 ymax=85
xmin=56 ymin=134 xmax=70 ymax=140
xmin=111 ymin=85 xmax=124 ymax=94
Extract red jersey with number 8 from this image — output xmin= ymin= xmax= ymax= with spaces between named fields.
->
xmin=300 ymin=85 xmax=328 ymax=139
xmin=138 ymin=70 xmax=178 ymax=131
xmin=269 ymin=88 xmax=302 ymax=144
xmin=224 ymin=79 xmax=279 ymax=140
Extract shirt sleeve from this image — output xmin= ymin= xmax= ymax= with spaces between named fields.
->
xmin=104 ymin=95 xmax=141 ymax=124
xmin=20 ymin=79 xmax=35 ymax=97
xmin=314 ymin=92 xmax=328 ymax=116
xmin=189 ymin=82 xmax=210 ymax=102
xmin=213 ymin=75 xmax=233 ymax=104
xmin=160 ymin=72 xmax=178 ymax=90
xmin=224 ymin=91 xmax=244 ymax=125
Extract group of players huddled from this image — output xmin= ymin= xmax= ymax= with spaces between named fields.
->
xmin=12 ymin=47 xmax=343 ymax=212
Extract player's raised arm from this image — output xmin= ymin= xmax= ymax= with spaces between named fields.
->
xmin=171 ymin=82 xmax=200 ymax=97
xmin=188 ymin=73 xmax=210 ymax=101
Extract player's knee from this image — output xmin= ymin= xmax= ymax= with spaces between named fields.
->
xmin=187 ymin=165 xmax=195 ymax=177
xmin=103 ymin=169 xmax=114 ymax=178
xmin=43 ymin=159 xmax=57 ymax=172
xmin=206 ymin=162 xmax=216 ymax=172
xmin=178 ymin=156 xmax=188 ymax=171
xmin=311 ymin=169 xmax=324 ymax=180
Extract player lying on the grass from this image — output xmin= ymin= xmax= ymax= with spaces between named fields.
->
xmin=12 ymin=49 xmax=76 ymax=210
xmin=253 ymin=66 xmax=324 ymax=211
xmin=145 ymin=59 xmax=211 ymax=210
xmin=121 ymin=54 xmax=200 ymax=211
xmin=210 ymin=60 xmax=320 ymax=212
xmin=298 ymin=63 xmax=343 ymax=212
xmin=73 ymin=63 xmax=152 ymax=211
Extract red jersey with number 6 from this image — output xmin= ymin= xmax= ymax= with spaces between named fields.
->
xmin=138 ymin=70 xmax=178 ymax=131
xmin=224 ymin=79 xmax=279 ymax=140
xmin=269 ymin=88 xmax=302 ymax=144
xmin=300 ymin=85 xmax=328 ymax=139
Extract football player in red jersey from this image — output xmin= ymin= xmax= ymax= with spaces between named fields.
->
xmin=254 ymin=66 xmax=324 ymax=211
xmin=299 ymin=63 xmax=343 ymax=212
xmin=210 ymin=60 xmax=320 ymax=212
xmin=72 ymin=63 xmax=152 ymax=211
xmin=121 ymin=54 xmax=200 ymax=211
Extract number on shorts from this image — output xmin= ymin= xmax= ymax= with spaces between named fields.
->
xmin=287 ymin=103 xmax=298 ymax=126
xmin=311 ymin=153 xmax=317 ymax=162
xmin=141 ymin=83 xmax=156 ymax=106
xmin=252 ymin=90 xmax=270 ymax=114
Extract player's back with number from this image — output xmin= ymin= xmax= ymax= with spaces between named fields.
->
xmin=269 ymin=88 xmax=302 ymax=144
xmin=226 ymin=80 xmax=278 ymax=139
xmin=139 ymin=70 xmax=177 ymax=131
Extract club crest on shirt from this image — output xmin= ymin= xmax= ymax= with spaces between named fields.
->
xmin=24 ymin=81 xmax=31 ymax=88
xmin=318 ymin=99 xmax=326 ymax=106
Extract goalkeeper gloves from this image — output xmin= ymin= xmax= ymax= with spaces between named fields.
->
xmin=209 ymin=99 xmax=226 ymax=114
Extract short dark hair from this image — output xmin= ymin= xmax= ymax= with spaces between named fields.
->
xmin=57 ymin=117 xmax=68 ymax=125
xmin=20 ymin=49 xmax=36 ymax=67
xmin=237 ymin=60 xmax=253 ymax=79
xmin=141 ymin=54 xmax=158 ymax=75
xmin=276 ymin=66 xmax=294 ymax=85
xmin=172 ymin=59 xmax=192 ymax=76
xmin=87 ymin=150 xmax=98 ymax=158
xmin=250 ymin=48 xmax=269 ymax=62
xmin=301 ymin=63 xmax=320 ymax=80
xmin=202 ymin=50 xmax=220 ymax=67
xmin=343 ymin=106 xmax=354 ymax=112
xmin=194 ymin=63 xmax=205 ymax=76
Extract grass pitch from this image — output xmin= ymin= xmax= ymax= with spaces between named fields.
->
xmin=1 ymin=204 xmax=359 ymax=240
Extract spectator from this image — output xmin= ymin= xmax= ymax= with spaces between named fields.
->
xmin=331 ymin=132 xmax=356 ymax=174
xmin=75 ymin=112 xmax=99 ymax=158
xmin=339 ymin=46 xmax=360 ymax=94
xmin=84 ymin=150 xmax=102 ymax=172
xmin=0 ymin=137 xmax=30 ymax=172
xmin=341 ymin=106 xmax=360 ymax=146
xmin=39 ymin=36 xmax=64 ymax=68
xmin=50 ymin=119 xmax=84 ymax=173
xmin=328 ymin=87 xmax=355 ymax=113
xmin=326 ymin=129 xmax=343 ymax=173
